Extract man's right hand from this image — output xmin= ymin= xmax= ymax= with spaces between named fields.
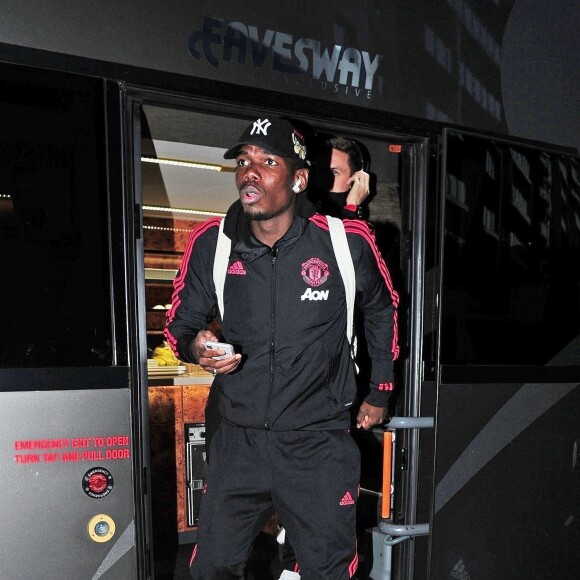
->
xmin=192 ymin=330 xmax=241 ymax=376
xmin=345 ymin=169 xmax=370 ymax=206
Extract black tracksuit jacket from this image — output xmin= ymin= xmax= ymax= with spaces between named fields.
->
xmin=165 ymin=196 xmax=399 ymax=431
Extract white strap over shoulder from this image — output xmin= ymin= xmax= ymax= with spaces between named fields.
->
xmin=212 ymin=218 xmax=231 ymax=319
xmin=213 ymin=215 xmax=356 ymax=351
xmin=327 ymin=215 xmax=356 ymax=346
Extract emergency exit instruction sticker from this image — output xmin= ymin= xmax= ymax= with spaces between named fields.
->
xmin=83 ymin=467 xmax=114 ymax=498
xmin=12 ymin=435 xmax=131 ymax=465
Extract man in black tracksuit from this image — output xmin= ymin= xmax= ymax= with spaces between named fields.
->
xmin=165 ymin=116 xmax=399 ymax=580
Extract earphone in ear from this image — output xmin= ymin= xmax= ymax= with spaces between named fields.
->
xmin=292 ymin=180 xmax=301 ymax=193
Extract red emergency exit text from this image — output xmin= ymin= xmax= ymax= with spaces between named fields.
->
xmin=13 ymin=435 xmax=131 ymax=464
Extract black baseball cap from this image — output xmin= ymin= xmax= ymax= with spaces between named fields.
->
xmin=224 ymin=116 xmax=309 ymax=166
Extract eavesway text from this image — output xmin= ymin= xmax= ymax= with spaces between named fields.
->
xmin=189 ymin=17 xmax=382 ymax=100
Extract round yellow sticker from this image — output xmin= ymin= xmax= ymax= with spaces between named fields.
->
xmin=87 ymin=514 xmax=116 ymax=543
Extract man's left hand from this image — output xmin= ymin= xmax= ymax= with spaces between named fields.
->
xmin=356 ymin=401 xmax=387 ymax=429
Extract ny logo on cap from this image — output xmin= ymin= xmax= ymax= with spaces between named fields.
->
xmin=250 ymin=118 xmax=272 ymax=136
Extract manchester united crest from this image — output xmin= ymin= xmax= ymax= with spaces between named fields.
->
xmin=301 ymin=258 xmax=329 ymax=287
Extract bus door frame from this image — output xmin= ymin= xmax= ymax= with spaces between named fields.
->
xmin=121 ymin=83 xmax=433 ymax=578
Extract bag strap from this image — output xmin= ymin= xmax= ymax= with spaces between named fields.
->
xmin=213 ymin=218 xmax=230 ymax=319
xmin=213 ymin=216 xmax=356 ymax=349
xmin=327 ymin=215 xmax=356 ymax=346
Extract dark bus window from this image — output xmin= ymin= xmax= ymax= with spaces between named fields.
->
xmin=441 ymin=131 xmax=580 ymax=365
xmin=0 ymin=66 xmax=112 ymax=368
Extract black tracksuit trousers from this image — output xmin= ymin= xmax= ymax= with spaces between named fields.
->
xmin=189 ymin=420 xmax=360 ymax=580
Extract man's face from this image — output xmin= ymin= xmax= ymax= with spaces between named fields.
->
xmin=235 ymin=145 xmax=299 ymax=221
xmin=329 ymin=148 xmax=354 ymax=193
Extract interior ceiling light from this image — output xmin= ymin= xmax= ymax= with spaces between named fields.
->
xmin=143 ymin=205 xmax=226 ymax=217
xmin=144 ymin=225 xmax=193 ymax=233
xmin=141 ymin=156 xmax=235 ymax=172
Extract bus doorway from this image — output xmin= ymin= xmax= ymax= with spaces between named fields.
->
xmin=133 ymin=98 xmax=428 ymax=579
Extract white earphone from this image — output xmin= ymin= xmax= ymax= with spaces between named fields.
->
xmin=292 ymin=180 xmax=301 ymax=193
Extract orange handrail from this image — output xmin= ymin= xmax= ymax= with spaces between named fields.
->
xmin=382 ymin=430 xmax=393 ymax=519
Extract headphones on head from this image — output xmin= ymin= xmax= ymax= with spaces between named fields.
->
xmin=348 ymin=138 xmax=370 ymax=173
xmin=292 ymin=180 xmax=301 ymax=193
xmin=321 ymin=134 xmax=370 ymax=173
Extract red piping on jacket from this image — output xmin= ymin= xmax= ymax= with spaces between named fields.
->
xmin=309 ymin=214 xmax=400 ymax=362
xmin=164 ymin=217 xmax=222 ymax=354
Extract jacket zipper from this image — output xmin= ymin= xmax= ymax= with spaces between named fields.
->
xmin=264 ymin=247 xmax=277 ymax=429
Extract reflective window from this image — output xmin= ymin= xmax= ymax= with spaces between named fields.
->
xmin=0 ymin=66 xmax=112 ymax=368
xmin=441 ymin=131 xmax=580 ymax=365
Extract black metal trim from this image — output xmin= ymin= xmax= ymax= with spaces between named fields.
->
xmin=3 ymin=41 xmax=575 ymax=155
xmin=440 ymin=365 xmax=580 ymax=384
xmin=0 ymin=367 xmax=130 ymax=391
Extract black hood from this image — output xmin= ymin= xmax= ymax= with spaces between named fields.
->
xmin=222 ymin=194 xmax=318 ymax=245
